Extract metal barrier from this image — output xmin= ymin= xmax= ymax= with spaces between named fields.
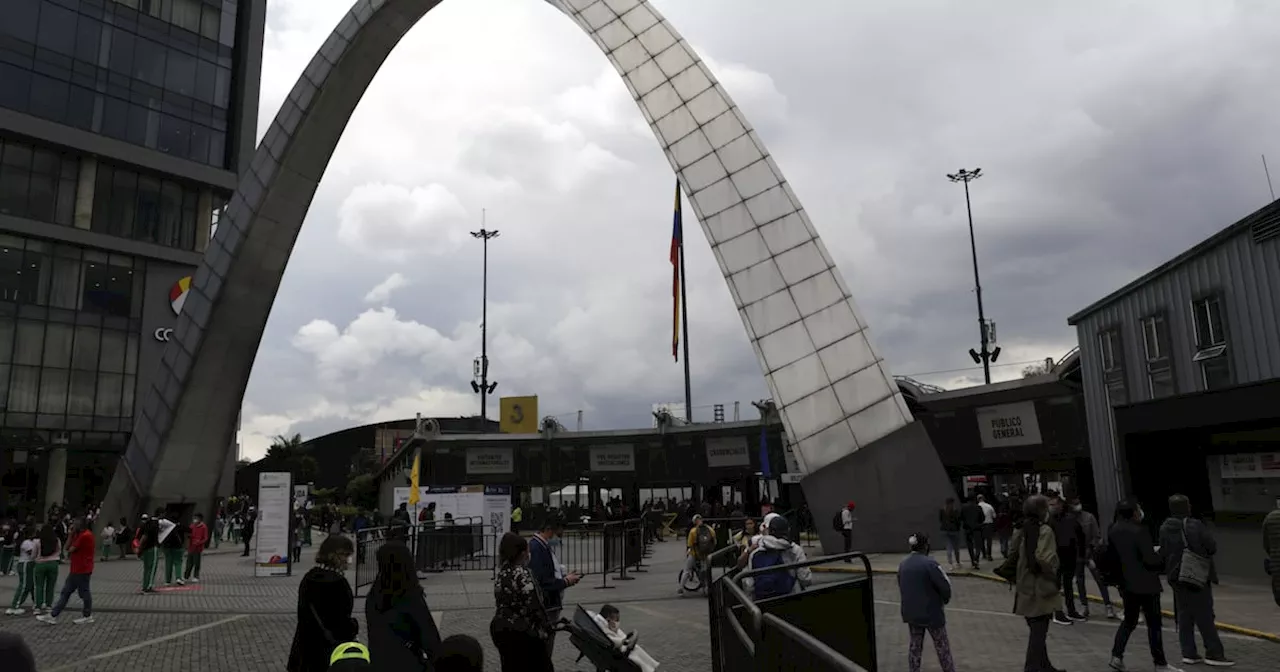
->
xmin=710 ymin=551 xmax=876 ymax=672
xmin=353 ymin=519 xmax=498 ymax=596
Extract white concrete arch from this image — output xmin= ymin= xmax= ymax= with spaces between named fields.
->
xmin=102 ymin=0 xmax=935 ymax=543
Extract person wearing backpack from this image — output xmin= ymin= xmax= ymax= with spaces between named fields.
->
xmin=744 ymin=517 xmax=811 ymax=600
xmin=832 ymin=502 xmax=856 ymax=561
xmin=680 ymin=515 xmax=715 ymax=594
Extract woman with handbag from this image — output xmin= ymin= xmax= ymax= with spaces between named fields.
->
xmin=366 ymin=541 xmax=443 ymax=670
xmin=1158 ymin=494 xmax=1234 ymax=667
xmin=287 ymin=535 xmax=358 ymax=672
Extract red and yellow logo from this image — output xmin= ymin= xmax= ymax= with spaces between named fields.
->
xmin=169 ymin=276 xmax=192 ymax=316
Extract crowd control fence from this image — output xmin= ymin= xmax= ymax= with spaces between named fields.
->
xmin=709 ymin=551 xmax=877 ymax=672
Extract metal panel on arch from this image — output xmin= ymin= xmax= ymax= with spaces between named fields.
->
xmin=101 ymin=0 xmax=955 ymax=550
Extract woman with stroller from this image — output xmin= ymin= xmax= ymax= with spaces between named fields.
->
xmin=490 ymin=532 xmax=554 ymax=672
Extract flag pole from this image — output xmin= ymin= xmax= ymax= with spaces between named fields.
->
xmin=677 ymin=186 xmax=693 ymax=423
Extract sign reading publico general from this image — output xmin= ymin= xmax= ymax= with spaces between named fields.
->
xmin=152 ymin=276 xmax=193 ymax=342
xmin=973 ymin=400 xmax=1043 ymax=448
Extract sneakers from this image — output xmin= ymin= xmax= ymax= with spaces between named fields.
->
xmin=1052 ymin=613 xmax=1074 ymax=626
xmin=1109 ymin=656 xmax=1126 ymax=671
xmin=1068 ymin=612 xmax=1088 ymax=622
xmin=176 ymin=579 xmax=185 ymax=585
xmin=1105 ymin=604 xmax=1118 ymax=619
xmin=190 ymin=577 xmax=200 ymax=583
xmin=4 ymin=608 xmax=25 ymax=616
xmin=1183 ymin=657 xmax=1205 ymax=665
xmin=73 ymin=615 xmax=95 ymax=625
xmin=1155 ymin=666 xmax=1186 ymax=672
xmin=35 ymin=614 xmax=57 ymax=624
xmin=1203 ymin=659 xmax=1236 ymax=668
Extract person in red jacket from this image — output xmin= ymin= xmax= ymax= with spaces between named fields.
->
xmin=38 ymin=517 xmax=94 ymax=624
xmin=184 ymin=512 xmax=210 ymax=583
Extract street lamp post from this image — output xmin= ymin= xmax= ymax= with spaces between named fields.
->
xmin=470 ymin=219 xmax=499 ymax=419
xmin=946 ymin=168 xmax=998 ymax=384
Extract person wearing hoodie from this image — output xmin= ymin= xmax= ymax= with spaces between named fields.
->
xmin=1049 ymin=495 xmax=1086 ymax=624
xmin=184 ymin=513 xmax=210 ymax=584
xmin=743 ymin=517 xmax=811 ymax=600
xmin=1158 ymin=494 xmax=1233 ymax=667
xmin=897 ymin=533 xmax=957 ymax=672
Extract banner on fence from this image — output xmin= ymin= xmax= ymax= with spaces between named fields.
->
xmin=255 ymin=472 xmax=292 ymax=577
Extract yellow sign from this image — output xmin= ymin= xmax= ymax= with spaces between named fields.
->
xmin=499 ymin=395 xmax=539 ymax=434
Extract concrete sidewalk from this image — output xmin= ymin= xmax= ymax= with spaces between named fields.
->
xmin=812 ymin=549 xmax=1279 ymax=644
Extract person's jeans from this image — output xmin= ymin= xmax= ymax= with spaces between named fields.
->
xmin=943 ymin=532 xmax=962 ymax=566
xmin=1075 ymin=558 xmax=1112 ymax=609
xmin=998 ymin=530 xmax=1011 ymax=558
xmin=964 ymin=530 xmax=982 ymax=565
xmin=842 ymin=529 xmax=853 ymax=554
xmin=1055 ymin=553 xmax=1081 ymax=617
xmin=982 ymin=523 xmax=995 ymax=559
xmin=1173 ymin=584 xmax=1226 ymax=660
xmin=50 ymin=572 xmax=91 ymax=618
xmin=1111 ymin=591 xmax=1167 ymax=666
xmin=1023 ymin=614 xmax=1053 ymax=672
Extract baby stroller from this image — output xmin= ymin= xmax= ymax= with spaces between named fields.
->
xmin=558 ymin=605 xmax=643 ymax=672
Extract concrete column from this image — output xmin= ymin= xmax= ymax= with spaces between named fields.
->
xmin=196 ymin=189 xmax=213 ymax=253
xmin=73 ymin=157 xmax=97 ymax=230
xmin=44 ymin=447 xmax=68 ymax=510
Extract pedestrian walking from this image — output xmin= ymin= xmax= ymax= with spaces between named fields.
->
xmin=938 ymin=498 xmax=963 ymax=571
xmin=1158 ymin=494 xmax=1234 ymax=667
xmin=159 ymin=511 xmax=186 ymax=586
xmin=960 ymin=496 xmax=984 ymax=570
xmin=1007 ymin=495 xmax=1064 ymax=672
xmin=977 ymin=495 xmax=996 ymax=561
xmin=32 ymin=524 xmax=62 ymax=613
xmin=1107 ymin=499 xmax=1182 ymax=672
xmin=1071 ymin=497 xmax=1116 ymax=619
xmin=184 ymin=513 xmax=210 ymax=583
xmin=839 ymin=502 xmax=856 ymax=560
xmin=241 ymin=509 xmax=256 ymax=557
xmin=5 ymin=526 xmax=37 ymax=615
xmin=136 ymin=514 xmax=162 ymax=593
xmin=1049 ymin=495 xmax=1087 ymax=624
xmin=897 ymin=533 xmax=958 ymax=672
xmin=287 ymin=535 xmax=358 ymax=672
xmin=528 ymin=516 xmax=580 ymax=657
xmin=38 ymin=517 xmax=95 ymax=624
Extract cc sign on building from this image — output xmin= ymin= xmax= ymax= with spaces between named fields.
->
xmin=153 ymin=276 xmax=192 ymax=342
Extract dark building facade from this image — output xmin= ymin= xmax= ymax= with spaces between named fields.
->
xmin=0 ymin=0 xmax=265 ymax=515
xmin=897 ymin=355 xmax=1096 ymax=509
xmin=1068 ymin=199 xmax=1280 ymax=579
xmin=234 ymin=416 xmax=499 ymax=495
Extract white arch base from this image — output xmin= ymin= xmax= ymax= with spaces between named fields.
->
xmin=100 ymin=0 xmax=954 ymax=551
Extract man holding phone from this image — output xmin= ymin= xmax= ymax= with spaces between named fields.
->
xmin=529 ymin=516 xmax=581 ymax=656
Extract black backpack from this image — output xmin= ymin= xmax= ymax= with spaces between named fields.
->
xmin=832 ymin=511 xmax=844 ymax=532
xmin=1092 ymin=540 xmax=1121 ymax=586
xmin=695 ymin=525 xmax=716 ymax=556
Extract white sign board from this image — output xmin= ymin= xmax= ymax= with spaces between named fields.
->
xmin=1219 ymin=452 xmax=1280 ymax=479
xmin=590 ymin=445 xmax=635 ymax=472
xmin=255 ymin=472 xmax=292 ymax=577
xmin=293 ymin=484 xmax=309 ymax=508
xmin=705 ymin=437 xmax=750 ymax=468
xmin=466 ymin=447 xmax=514 ymax=474
xmin=974 ymin=401 xmax=1043 ymax=448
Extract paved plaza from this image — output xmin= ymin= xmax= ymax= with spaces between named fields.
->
xmin=0 ymin=538 xmax=1276 ymax=671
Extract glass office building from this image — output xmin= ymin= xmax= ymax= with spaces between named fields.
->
xmin=0 ymin=0 xmax=265 ymax=514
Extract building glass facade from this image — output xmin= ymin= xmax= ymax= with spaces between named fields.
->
xmin=0 ymin=0 xmax=262 ymax=514
xmin=1 ymin=0 xmax=241 ymax=168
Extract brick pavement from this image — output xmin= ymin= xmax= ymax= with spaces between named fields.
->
xmin=2 ymin=539 xmax=1276 ymax=670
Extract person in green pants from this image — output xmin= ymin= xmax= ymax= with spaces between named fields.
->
xmin=136 ymin=514 xmax=162 ymax=593
xmin=160 ymin=511 xmax=187 ymax=586
xmin=32 ymin=524 xmax=62 ymax=611
xmin=4 ymin=530 xmax=36 ymax=615
xmin=0 ymin=517 xmax=15 ymax=574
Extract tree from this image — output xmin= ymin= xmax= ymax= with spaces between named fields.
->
xmin=236 ymin=459 xmax=252 ymax=469
xmin=267 ymin=433 xmax=306 ymax=461
xmin=267 ymin=433 xmax=316 ymax=484
xmin=346 ymin=473 xmax=379 ymax=511
xmin=1022 ymin=361 xmax=1052 ymax=378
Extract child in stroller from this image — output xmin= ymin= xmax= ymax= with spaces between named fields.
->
xmin=559 ymin=605 xmax=660 ymax=672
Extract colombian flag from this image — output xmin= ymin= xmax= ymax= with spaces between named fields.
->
xmin=671 ymin=181 xmax=683 ymax=362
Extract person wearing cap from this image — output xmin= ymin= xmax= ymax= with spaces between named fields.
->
xmin=840 ymin=502 xmax=857 ymax=562
xmin=897 ymin=533 xmax=957 ymax=672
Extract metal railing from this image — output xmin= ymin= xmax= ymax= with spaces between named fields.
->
xmin=710 ymin=551 xmax=877 ymax=672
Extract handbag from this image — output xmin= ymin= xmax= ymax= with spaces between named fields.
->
xmin=1176 ymin=527 xmax=1212 ymax=589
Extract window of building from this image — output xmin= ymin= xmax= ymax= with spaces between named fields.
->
xmin=93 ymin=161 xmax=200 ymax=251
xmin=1139 ymin=314 xmax=1175 ymax=399
xmin=0 ymin=138 xmax=77 ymax=227
xmin=36 ymin=1 xmax=79 ymax=57
xmin=1097 ymin=328 xmax=1127 ymax=406
xmin=1191 ymin=295 xmax=1231 ymax=391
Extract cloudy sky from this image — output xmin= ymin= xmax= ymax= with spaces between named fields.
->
xmin=235 ymin=0 xmax=1280 ymax=460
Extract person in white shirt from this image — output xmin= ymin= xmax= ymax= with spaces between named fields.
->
xmin=976 ymin=495 xmax=996 ymax=562
xmin=5 ymin=531 xmax=37 ymax=615
xmin=591 ymin=605 xmax=660 ymax=672
xmin=841 ymin=502 xmax=857 ymax=561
